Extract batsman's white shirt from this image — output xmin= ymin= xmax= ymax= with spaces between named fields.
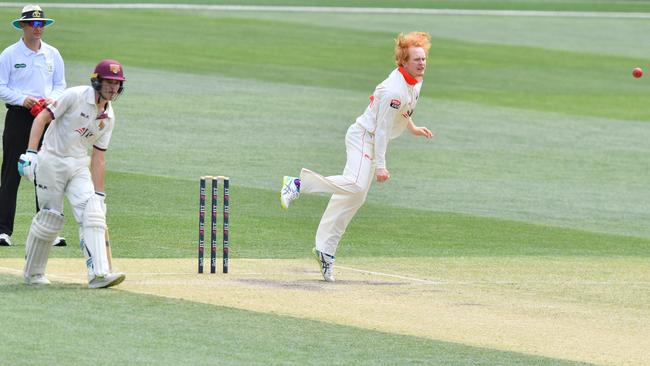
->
xmin=43 ymin=85 xmax=114 ymax=157
xmin=300 ymin=67 xmax=422 ymax=255
xmin=36 ymin=85 xmax=114 ymax=222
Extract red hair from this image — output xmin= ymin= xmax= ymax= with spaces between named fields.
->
xmin=394 ymin=32 xmax=431 ymax=67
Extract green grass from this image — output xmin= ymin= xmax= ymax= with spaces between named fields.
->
xmin=0 ymin=7 xmax=646 ymax=238
xmin=1 ymin=8 xmax=648 ymax=122
xmin=0 ymin=274 xmax=594 ymax=366
xmin=3 ymin=171 xmax=649 ymax=260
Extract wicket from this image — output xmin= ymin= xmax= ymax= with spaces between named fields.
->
xmin=198 ymin=175 xmax=229 ymax=274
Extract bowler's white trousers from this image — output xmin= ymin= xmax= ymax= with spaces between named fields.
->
xmin=299 ymin=123 xmax=375 ymax=256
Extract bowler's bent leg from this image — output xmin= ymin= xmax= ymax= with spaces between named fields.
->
xmin=315 ymin=186 xmax=371 ymax=257
xmin=300 ymin=123 xmax=374 ymax=195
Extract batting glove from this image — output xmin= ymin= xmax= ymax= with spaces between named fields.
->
xmin=95 ymin=191 xmax=107 ymax=214
xmin=17 ymin=150 xmax=38 ymax=183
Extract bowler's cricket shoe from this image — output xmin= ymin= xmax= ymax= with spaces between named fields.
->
xmin=89 ymin=273 xmax=125 ymax=289
xmin=0 ymin=233 xmax=12 ymax=246
xmin=313 ymin=247 xmax=335 ymax=282
xmin=280 ymin=176 xmax=301 ymax=210
xmin=24 ymin=274 xmax=51 ymax=285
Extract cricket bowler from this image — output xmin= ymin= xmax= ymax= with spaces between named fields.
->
xmin=280 ymin=32 xmax=434 ymax=282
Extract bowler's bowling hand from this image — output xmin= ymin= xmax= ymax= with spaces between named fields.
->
xmin=412 ymin=126 xmax=434 ymax=139
xmin=376 ymin=168 xmax=390 ymax=183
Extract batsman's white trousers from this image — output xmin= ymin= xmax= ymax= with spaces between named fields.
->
xmin=35 ymin=151 xmax=95 ymax=224
xmin=300 ymin=123 xmax=375 ymax=256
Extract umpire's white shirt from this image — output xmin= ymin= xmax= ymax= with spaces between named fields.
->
xmin=0 ymin=38 xmax=66 ymax=105
xmin=44 ymin=85 xmax=114 ymax=157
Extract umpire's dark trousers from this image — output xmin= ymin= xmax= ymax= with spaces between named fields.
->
xmin=0 ymin=105 xmax=35 ymax=236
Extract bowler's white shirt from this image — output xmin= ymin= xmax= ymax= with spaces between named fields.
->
xmin=43 ymin=86 xmax=114 ymax=158
xmin=355 ymin=67 xmax=422 ymax=169
xmin=0 ymin=38 xmax=66 ymax=106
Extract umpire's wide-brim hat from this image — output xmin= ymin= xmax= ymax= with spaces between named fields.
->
xmin=12 ymin=5 xmax=54 ymax=30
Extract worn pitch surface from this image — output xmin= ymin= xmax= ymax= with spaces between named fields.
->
xmin=2 ymin=257 xmax=649 ymax=366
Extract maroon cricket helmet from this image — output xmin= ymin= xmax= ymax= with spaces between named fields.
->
xmin=91 ymin=59 xmax=126 ymax=81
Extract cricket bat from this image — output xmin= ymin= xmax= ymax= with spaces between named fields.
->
xmin=106 ymin=229 xmax=113 ymax=270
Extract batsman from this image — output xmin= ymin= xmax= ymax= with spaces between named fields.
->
xmin=18 ymin=59 xmax=126 ymax=288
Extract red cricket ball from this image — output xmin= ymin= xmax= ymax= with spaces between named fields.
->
xmin=633 ymin=67 xmax=643 ymax=78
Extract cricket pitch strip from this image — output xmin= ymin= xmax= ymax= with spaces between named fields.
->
xmin=1 ymin=257 xmax=649 ymax=366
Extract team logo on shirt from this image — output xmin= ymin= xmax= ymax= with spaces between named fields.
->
xmin=98 ymin=120 xmax=105 ymax=130
xmin=390 ymin=99 xmax=401 ymax=109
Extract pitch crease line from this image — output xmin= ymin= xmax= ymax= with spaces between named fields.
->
xmin=337 ymin=265 xmax=444 ymax=285
xmin=336 ymin=265 xmax=650 ymax=286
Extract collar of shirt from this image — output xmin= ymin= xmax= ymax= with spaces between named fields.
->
xmin=398 ymin=67 xmax=418 ymax=86
xmin=83 ymin=86 xmax=114 ymax=120
xmin=19 ymin=38 xmax=42 ymax=56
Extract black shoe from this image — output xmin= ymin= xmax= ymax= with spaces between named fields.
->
xmin=0 ymin=234 xmax=11 ymax=246
xmin=53 ymin=236 xmax=67 ymax=247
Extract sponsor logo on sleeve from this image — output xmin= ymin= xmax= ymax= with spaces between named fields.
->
xmin=390 ymin=99 xmax=401 ymax=109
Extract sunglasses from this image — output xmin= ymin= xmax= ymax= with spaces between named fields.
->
xmin=25 ymin=20 xmax=45 ymax=28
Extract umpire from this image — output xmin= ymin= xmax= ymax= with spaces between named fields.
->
xmin=0 ymin=5 xmax=66 ymax=246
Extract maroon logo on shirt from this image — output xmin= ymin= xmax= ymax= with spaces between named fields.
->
xmin=75 ymin=127 xmax=94 ymax=138
xmin=390 ymin=99 xmax=401 ymax=109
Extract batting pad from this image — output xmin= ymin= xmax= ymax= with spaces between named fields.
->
xmin=82 ymin=195 xmax=109 ymax=277
xmin=23 ymin=209 xmax=64 ymax=278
